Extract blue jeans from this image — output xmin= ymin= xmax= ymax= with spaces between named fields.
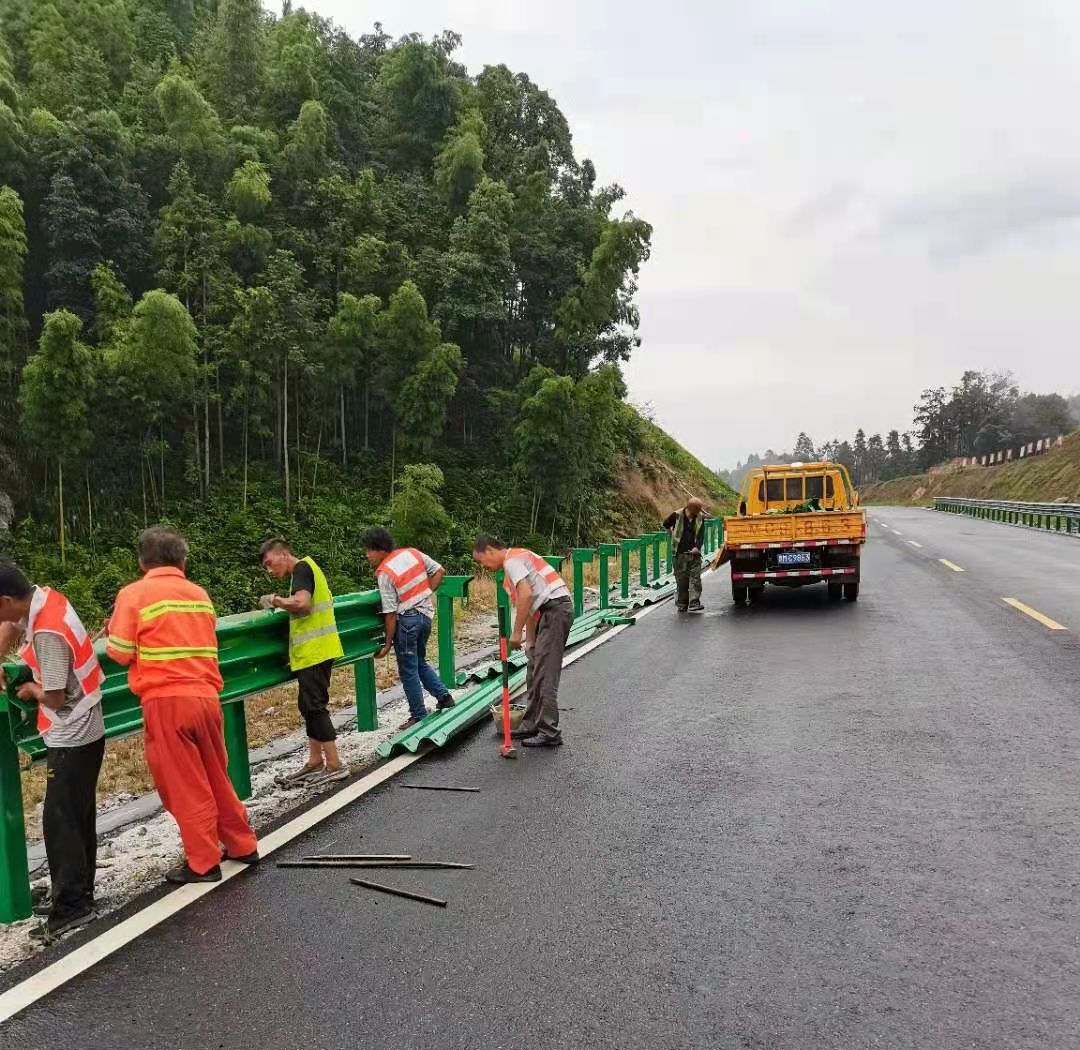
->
xmin=394 ymin=611 xmax=450 ymax=719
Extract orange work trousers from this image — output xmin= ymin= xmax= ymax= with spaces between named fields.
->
xmin=143 ymin=695 xmax=258 ymax=875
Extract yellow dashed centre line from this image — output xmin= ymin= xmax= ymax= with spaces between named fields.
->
xmin=939 ymin=559 xmax=965 ymax=572
xmin=1002 ymin=598 xmax=1068 ymax=631
xmin=907 ymin=540 xmax=923 ymax=549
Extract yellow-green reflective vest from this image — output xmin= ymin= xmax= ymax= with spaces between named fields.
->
xmin=289 ymin=556 xmax=344 ymax=671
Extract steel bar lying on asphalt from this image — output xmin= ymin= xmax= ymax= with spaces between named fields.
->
xmin=276 ymin=860 xmax=473 ymax=870
xmin=400 ymin=784 xmax=481 ymax=793
xmin=350 ymin=878 xmax=447 ymax=908
xmin=300 ymin=854 xmax=411 ymax=862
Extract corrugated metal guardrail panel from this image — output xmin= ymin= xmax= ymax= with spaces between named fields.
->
xmin=933 ymin=497 xmax=1080 ymax=536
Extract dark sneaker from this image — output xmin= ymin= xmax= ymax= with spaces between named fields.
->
xmin=688 ymin=602 xmax=705 ymax=613
xmin=30 ymin=907 xmax=94 ymax=942
xmin=436 ymin=694 xmax=456 ymax=711
xmin=675 ymin=605 xmax=688 ymax=613
xmin=283 ymin=763 xmax=324 ymax=784
xmin=509 ymin=725 xmax=539 ymax=740
xmin=398 ymin=714 xmax=427 ymax=730
xmin=165 ymin=863 xmax=222 ymax=885
xmin=223 ymin=850 xmax=261 ymax=865
xmin=521 ymin=734 xmax=564 ymax=748
xmin=32 ymin=897 xmax=53 ymax=918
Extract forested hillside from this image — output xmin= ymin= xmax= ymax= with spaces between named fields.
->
xmin=0 ymin=0 xmax=715 ymax=622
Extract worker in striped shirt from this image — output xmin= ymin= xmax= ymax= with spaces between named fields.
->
xmin=362 ymin=528 xmax=455 ymax=730
xmin=107 ymin=527 xmax=258 ymax=884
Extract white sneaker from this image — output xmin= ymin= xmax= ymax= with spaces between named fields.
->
xmin=309 ymin=765 xmax=350 ymax=787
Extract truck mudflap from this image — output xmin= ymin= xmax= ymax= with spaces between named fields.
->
xmin=732 ymin=567 xmax=859 ymax=581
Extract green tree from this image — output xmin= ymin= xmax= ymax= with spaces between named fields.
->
xmin=19 ymin=310 xmax=96 ymax=561
xmin=0 ymin=186 xmax=28 ymax=397
xmin=434 ymin=107 xmax=485 ymax=212
xmin=791 ymin=432 xmax=816 ymax=461
xmin=389 ymin=462 xmax=451 ymax=555
xmin=325 ymin=291 xmax=381 ymax=460
xmin=199 ymin=0 xmax=266 ymax=126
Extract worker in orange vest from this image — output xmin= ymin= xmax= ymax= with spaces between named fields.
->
xmin=471 ymin=535 xmax=573 ymax=748
xmin=0 ymin=561 xmax=105 ymax=940
xmin=362 ymin=527 xmax=455 ymax=729
xmin=106 ymin=526 xmax=258 ymax=883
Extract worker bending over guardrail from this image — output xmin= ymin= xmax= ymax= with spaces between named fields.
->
xmin=107 ymin=527 xmax=259 ymax=884
xmin=363 ymin=528 xmax=456 ymax=730
xmin=0 ymin=561 xmax=105 ymax=940
xmin=472 ymin=535 xmax=572 ymax=748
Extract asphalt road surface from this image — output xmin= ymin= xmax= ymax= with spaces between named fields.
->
xmin=4 ymin=506 xmax=1080 ymax=1049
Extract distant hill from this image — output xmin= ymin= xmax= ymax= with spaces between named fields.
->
xmin=862 ymin=430 xmax=1080 ymax=505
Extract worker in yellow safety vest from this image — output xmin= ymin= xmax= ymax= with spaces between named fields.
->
xmin=259 ymin=540 xmax=347 ymax=786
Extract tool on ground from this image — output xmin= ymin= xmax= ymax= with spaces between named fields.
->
xmin=350 ymin=877 xmax=447 ymax=908
xmin=300 ymin=854 xmax=410 ymax=862
xmin=277 ymin=860 xmax=473 ymax=870
xmin=497 ymin=604 xmax=517 ymax=760
xmin=401 ymin=784 xmax=480 ymax=793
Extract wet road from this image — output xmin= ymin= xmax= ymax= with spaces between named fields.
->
xmin=4 ymin=508 xmax=1080 ymax=1049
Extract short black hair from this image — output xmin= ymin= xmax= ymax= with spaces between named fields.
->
xmin=139 ymin=526 xmax=189 ymax=568
xmin=472 ymin=533 xmax=506 ymax=553
xmin=0 ymin=560 xmax=32 ymax=600
xmin=259 ymin=538 xmax=291 ymax=562
xmin=360 ymin=527 xmax=394 ymax=553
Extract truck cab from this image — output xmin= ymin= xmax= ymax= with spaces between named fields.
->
xmin=721 ymin=462 xmax=866 ymax=605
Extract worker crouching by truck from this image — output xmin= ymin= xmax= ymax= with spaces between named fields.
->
xmin=107 ymin=527 xmax=259 ymax=883
xmin=472 ymin=536 xmax=572 ymax=748
xmin=663 ymin=498 xmax=707 ymax=613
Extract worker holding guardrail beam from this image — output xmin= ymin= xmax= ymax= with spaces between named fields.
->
xmin=107 ymin=527 xmax=259 ymax=884
xmin=0 ymin=561 xmax=105 ymax=941
xmin=472 ymin=535 xmax=572 ymax=748
xmin=663 ymin=498 xmax=706 ymax=613
xmin=258 ymin=539 xmax=348 ymax=786
xmin=362 ymin=528 xmax=456 ymax=731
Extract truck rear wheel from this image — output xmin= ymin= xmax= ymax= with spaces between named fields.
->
xmin=732 ymin=583 xmax=748 ymax=605
xmin=843 ymin=582 xmax=860 ymax=602
xmin=827 ymin=581 xmax=843 ymax=602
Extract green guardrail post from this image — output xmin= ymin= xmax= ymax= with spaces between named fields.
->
xmin=619 ymin=540 xmax=635 ymax=600
xmin=597 ymin=543 xmax=618 ymax=610
xmin=638 ymin=536 xmax=649 ymax=587
xmin=222 ymin=700 xmax=252 ymax=801
xmin=651 ymin=532 xmax=663 ymax=580
xmin=435 ymin=575 xmax=471 ymax=685
xmin=355 ymin=657 xmax=378 ymax=731
xmin=571 ymin=549 xmax=596 ymax=619
xmin=0 ymin=711 xmax=31 ymax=922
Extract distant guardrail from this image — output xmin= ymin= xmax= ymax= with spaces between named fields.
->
xmin=933 ymin=497 xmax=1080 ymax=536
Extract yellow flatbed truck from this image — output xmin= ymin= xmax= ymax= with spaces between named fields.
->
xmin=717 ymin=461 xmax=866 ymax=604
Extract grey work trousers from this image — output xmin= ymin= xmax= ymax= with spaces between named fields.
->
xmin=674 ymin=551 xmax=703 ymax=609
xmin=522 ymin=597 xmax=574 ymax=741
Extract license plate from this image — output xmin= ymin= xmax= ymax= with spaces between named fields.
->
xmin=776 ymin=551 xmax=813 ymax=566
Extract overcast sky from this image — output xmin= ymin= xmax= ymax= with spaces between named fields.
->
xmin=294 ymin=0 xmax=1080 ymax=469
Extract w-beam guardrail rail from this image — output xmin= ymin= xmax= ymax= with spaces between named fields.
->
xmin=0 ymin=519 xmax=724 ymax=922
xmin=933 ymin=497 xmax=1080 ymax=536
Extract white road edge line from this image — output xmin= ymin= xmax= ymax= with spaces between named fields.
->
xmin=0 ymin=605 xmax=652 ymax=1024
xmin=939 ymin=559 xmax=965 ymax=572
xmin=907 ymin=540 xmax=923 ymax=549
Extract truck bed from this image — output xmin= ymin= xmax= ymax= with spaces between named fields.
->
xmin=723 ymin=510 xmax=866 ymax=548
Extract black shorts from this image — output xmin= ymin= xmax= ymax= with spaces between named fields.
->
xmin=296 ymin=660 xmax=336 ymax=742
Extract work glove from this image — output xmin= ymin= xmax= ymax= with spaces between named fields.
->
xmin=258 ymin=594 xmax=277 ymax=610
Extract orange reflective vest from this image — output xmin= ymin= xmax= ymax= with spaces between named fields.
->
xmin=376 ymin=548 xmax=434 ymax=607
xmin=21 ymin=587 xmax=104 ymax=734
xmin=501 ymin=548 xmax=563 ymax=601
xmin=106 ymin=567 xmax=223 ymax=702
